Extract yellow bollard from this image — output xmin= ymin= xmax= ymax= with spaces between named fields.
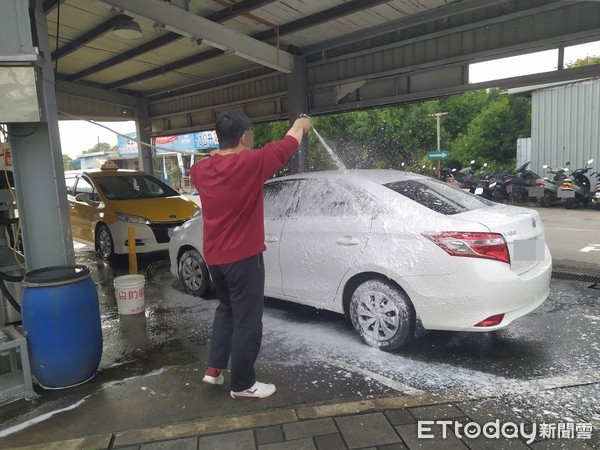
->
xmin=128 ymin=225 xmax=138 ymax=274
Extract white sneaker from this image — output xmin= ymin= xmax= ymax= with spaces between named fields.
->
xmin=230 ymin=381 xmax=276 ymax=399
xmin=203 ymin=368 xmax=224 ymax=385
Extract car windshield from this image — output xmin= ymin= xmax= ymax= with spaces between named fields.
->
xmin=384 ymin=178 xmax=494 ymax=215
xmin=94 ymin=175 xmax=180 ymax=200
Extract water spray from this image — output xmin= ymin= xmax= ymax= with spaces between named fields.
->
xmin=311 ymin=126 xmax=346 ymax=170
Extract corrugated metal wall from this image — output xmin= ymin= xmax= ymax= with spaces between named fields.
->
xmin=531 ymin=78 xmax=600 ymax=177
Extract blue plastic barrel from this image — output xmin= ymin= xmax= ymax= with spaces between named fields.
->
xmin=22 ymin=265 xmax=103 ymax=389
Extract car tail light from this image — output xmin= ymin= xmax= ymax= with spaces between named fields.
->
xmin=562 ymin=180 xmax=573 ymax=189
xmin=425 ymin=232 xmax=510 ymax=264
xmin=475 ymin=314 xmax=504 ymax=327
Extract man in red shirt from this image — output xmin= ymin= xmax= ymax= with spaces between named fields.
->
xmin=190 ymin=111 xmax=311 ymax=399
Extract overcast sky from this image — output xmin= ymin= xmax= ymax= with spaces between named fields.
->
xmin=58 ymin=40 xmax=600 ymax=159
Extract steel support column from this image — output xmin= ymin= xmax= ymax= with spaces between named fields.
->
xmin=287 ymin=56 xmax=309 ymax=173
xmin=7 ymin=0 xmax=74 ymax=270
xmin=135 ymin=97 xmax=153 ymax=175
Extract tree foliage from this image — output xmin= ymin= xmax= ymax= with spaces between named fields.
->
xmin=566 ymin=55 xmax=600 ymax=68
xmin=449 ymin=92 xmax=530 ymax=171
xmin=251 ymin=88 xmax=531 ymax=175
xmin=62 ymin=154 xmax=75 ymax=170
xmin=82 ymin=142 xmax=118 ymax=154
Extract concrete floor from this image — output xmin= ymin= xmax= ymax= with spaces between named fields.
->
xmin=0 ymin=206 xmax=599 ymax=448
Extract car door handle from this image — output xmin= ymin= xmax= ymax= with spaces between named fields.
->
xmin=265 ymin=235 xmax=278 ymax=243
xmin=336 ymin=236 xmax=360 ymax=246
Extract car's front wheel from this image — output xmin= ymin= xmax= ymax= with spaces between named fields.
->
xmin=96 ymin=224 xmax=115 ymax=261
xmin=349 ymin=279 xmax=414 ymax=350
xmin=178 ymin=248 xmax=210 ymax=298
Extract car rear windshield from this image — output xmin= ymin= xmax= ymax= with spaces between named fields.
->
xmin=95 ymin=175 xmax=180 ymax=200
xmin=384 ymin=178 xmax=494 ymax=215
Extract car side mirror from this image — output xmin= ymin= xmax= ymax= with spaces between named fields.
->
xmin=75 ymin=193 xmax=93 ymax=204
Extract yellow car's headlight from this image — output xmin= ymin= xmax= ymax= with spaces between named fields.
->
xmin=114 ymin=212 xmax=151 ymax=225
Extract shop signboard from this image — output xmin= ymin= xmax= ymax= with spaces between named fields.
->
xmin=194 ymin=131 xmax=219 ymax=150
xmin=118 ymin=133 xmax=138 ymax=156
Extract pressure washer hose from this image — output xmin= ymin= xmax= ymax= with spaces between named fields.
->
xmin=0 ymin=269 xmax=23 ymax=313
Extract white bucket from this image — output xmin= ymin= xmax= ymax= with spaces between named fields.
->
xmin=113 ymin=274 xmax=145 ymax=315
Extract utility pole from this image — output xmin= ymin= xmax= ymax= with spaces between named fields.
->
xmin=429 ymin=112 xmax=448 ymax=177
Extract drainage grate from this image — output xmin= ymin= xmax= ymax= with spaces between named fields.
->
xmin=551 ymin=271 xmax=600 ymax=284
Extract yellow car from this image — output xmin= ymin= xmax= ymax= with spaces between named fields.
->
xmin=65 ymin=162 xmax=199 ymax=260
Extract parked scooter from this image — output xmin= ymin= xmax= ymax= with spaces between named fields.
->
xmin=590 ymin=171 xmax=600 ymax=209
xmin=439 ymin=167 xmax=457 ymax=184
xmin=535 ymin=162 xmax=570 ymax=207
xmin=474 ymin=163 xmax=498 ymax=200
xmin=455 ymin=160 xmax=478 ymax=193
xmin=506 ymin=161 xmax=542 ymax=202
xmin=559 ymin=159 xmax=594 ymax=209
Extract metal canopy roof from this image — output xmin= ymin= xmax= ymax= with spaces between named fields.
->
xmin=44 ymin=0 xmax=600 ymax=134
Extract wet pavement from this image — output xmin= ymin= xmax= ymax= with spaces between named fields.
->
xmin=0 ymin=207 xmax=599 ymax=448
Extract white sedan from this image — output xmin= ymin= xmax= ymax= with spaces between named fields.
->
xmin=169 ymin=170 xmax=551 ymax=350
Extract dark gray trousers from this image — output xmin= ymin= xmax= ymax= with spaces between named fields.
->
xmin=207 ymin=253 xmax=264 ymax=391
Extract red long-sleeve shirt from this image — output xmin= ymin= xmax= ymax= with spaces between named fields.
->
xmin=190 ymin=135 xmax=300 ymax=265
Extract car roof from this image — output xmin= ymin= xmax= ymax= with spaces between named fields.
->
xmin=66 ymin=168 xmax=147 ymax=178
xmin=268 ymin=169 xmax=427 ymax=186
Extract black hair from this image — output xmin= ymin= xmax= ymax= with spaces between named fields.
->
xmin=215 ymin=111 xmax=253 ymax=149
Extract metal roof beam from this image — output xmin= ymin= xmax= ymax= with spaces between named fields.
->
xmin=61 ymin=0 xmax=269 ymax=83
xmin=56 ymin=80 xmax=138 ymax=109
xmin=103 ymin=0 xmax=439 ymax=89
xmin=62 ymin=33 xmax=181 ymax=82
xmin=301 ymin=0 xmax=560 ymax=54
xmin=209 ymin=0 xmax=278 ymax=23
xmin=105 ymin=48 xmax=223 ymax=91
xmin=102 ymin=0 xmax=383 ymax=90
xmin=253 ymin=0 xmax=391 ymax=42
xmin=100 ymin=0 xmax=293 ymax=73
xmin=51 ymin=15 xmax=122 ymax=60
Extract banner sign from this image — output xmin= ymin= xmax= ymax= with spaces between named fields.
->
xmin=155 ymin=133 xmax=195 ymax=152
xmin=118 ymin=131 xmax=220 ymax=156
xmin=194 ymin=131 xmax=219 ymax=150
xmin=118 ymin=132 xmax=138 ymax=156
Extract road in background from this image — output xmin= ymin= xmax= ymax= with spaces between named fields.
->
xmin=534 ymin=206 xmax=600 ymax=275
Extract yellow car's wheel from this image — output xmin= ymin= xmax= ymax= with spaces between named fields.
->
xmin=96 ymin=224 xmax=115 ymax=261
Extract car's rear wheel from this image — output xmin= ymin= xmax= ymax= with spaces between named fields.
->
xmin=96 ymin=224 xmax=115 ymax=261
xmin=349 ymin=279 xmax=414 ymax=350
xmin=178 ymin=249 xmax=210 ymax=298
